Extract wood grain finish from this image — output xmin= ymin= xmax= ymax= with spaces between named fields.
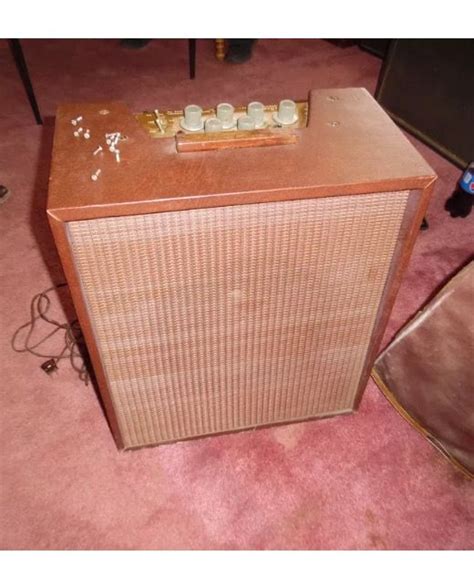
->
xmin=47 ymin=88 xmax=437 ymax=449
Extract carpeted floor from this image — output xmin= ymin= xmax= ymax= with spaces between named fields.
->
xmin=0 ymin=39 xmax=472 ymax=550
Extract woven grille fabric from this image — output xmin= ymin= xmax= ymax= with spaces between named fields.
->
xmin=68 ymin=192 xmax=409 ymax=448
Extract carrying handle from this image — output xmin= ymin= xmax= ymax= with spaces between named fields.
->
xmin=175 ymin=129 xmax=298 ymax=153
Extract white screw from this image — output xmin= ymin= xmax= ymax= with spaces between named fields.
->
xmin=115 ymin=150 xmax=121 ymax=163
xmin=154 ymin=110 xmax=164 ymax=133
xmin=84 ymin=129 xmax=91 ymax=139
xmin=106 ymin=131 xmax=121 ymax=149
xmin=93 ymin=146 xmax=103 ymax=156
xmin=91 ymin=169 xmax=102 ymax=181
xmin=73 ymin=127 xmax=84 ymax=137
xmin=71 ymin=116 xmax=83 ymax=126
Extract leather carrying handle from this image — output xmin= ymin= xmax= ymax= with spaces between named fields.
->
xmin=175 ymin=129 xmax=298 ymax=153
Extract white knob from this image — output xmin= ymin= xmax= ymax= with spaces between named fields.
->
xmin=216 ymin=103 xmax=235 ymax=129
xmin=237 ymin=116 xmax=256 ymax=130
xmin=247 ymin=101 xmax=265 ymax=127
xmin=274 ymin=99 xmax=298 ymax=125
xmin=181 ymin=104 xmax=203 ymax=131
xmin=205 ymin=117 xmax=223 ymax=132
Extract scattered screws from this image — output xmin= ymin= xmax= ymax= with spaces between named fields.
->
xmin=109 ymin=135 xmax=120 ymax=152
xmin=73 ymin=127 xmax=84 ymax=137
xmin=94 ymin=131 xmax=125 ymax=169
xmin=71 ymin=116 xmax=83 ymax=126
xmin=106 ymin=132 xmax=121 ymax=147
xmin=84 ymin=129 xmax=91 ymax=139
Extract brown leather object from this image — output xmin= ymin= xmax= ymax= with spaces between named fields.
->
xmin=47 ymin=89 xmax=436 ymax=449
xmin=373 ymin=261 xmax=474 ymax=477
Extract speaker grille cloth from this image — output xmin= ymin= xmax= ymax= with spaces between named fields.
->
xmin=68 ymin=192 xmax=408 ymax=448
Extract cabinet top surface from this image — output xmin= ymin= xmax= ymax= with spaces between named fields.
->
xmin=47 ymin=88 xmax=436 ymax=221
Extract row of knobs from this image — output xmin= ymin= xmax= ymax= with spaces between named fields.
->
xmin=180 ymin=99 xmax=298 ymax=132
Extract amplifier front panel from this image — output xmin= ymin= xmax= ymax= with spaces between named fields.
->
xmin=67 ymin=192 xmax=409 ymax=448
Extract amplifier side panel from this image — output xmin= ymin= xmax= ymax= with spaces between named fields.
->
xmin=66 ymin=192 xmax=409 ymax=448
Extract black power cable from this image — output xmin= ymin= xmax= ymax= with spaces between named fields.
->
xmin=11 ymin=284 xmax=90 ymax=385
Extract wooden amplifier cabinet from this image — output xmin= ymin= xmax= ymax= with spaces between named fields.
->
xmin=47 ymin=88 xmax=436 ymax=449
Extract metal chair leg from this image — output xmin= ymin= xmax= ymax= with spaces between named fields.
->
xmin=188 ymin=39 xmax=196 ymax=80
xmin=8 ymin=39 xmax=43 ymax=125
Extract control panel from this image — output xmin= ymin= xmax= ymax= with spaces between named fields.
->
xmin=136 ymin=99 xmax=308 ymax=139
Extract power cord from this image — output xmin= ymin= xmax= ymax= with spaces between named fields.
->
xmin=11 ymin=283 xmax=90 ymax=385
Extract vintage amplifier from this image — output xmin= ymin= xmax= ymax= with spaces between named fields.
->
xmin=47 ymin=88 xmax=436 ymax=450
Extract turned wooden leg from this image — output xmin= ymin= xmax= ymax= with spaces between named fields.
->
xmin=215 ymin=39 xmax=226 ymax=61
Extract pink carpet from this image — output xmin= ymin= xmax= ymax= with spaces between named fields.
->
xmin=0 ymin=39 xmax=473 ymax=550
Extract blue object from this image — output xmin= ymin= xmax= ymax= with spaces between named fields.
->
xmin=459 ymin=163 xmax=474 ymax=195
